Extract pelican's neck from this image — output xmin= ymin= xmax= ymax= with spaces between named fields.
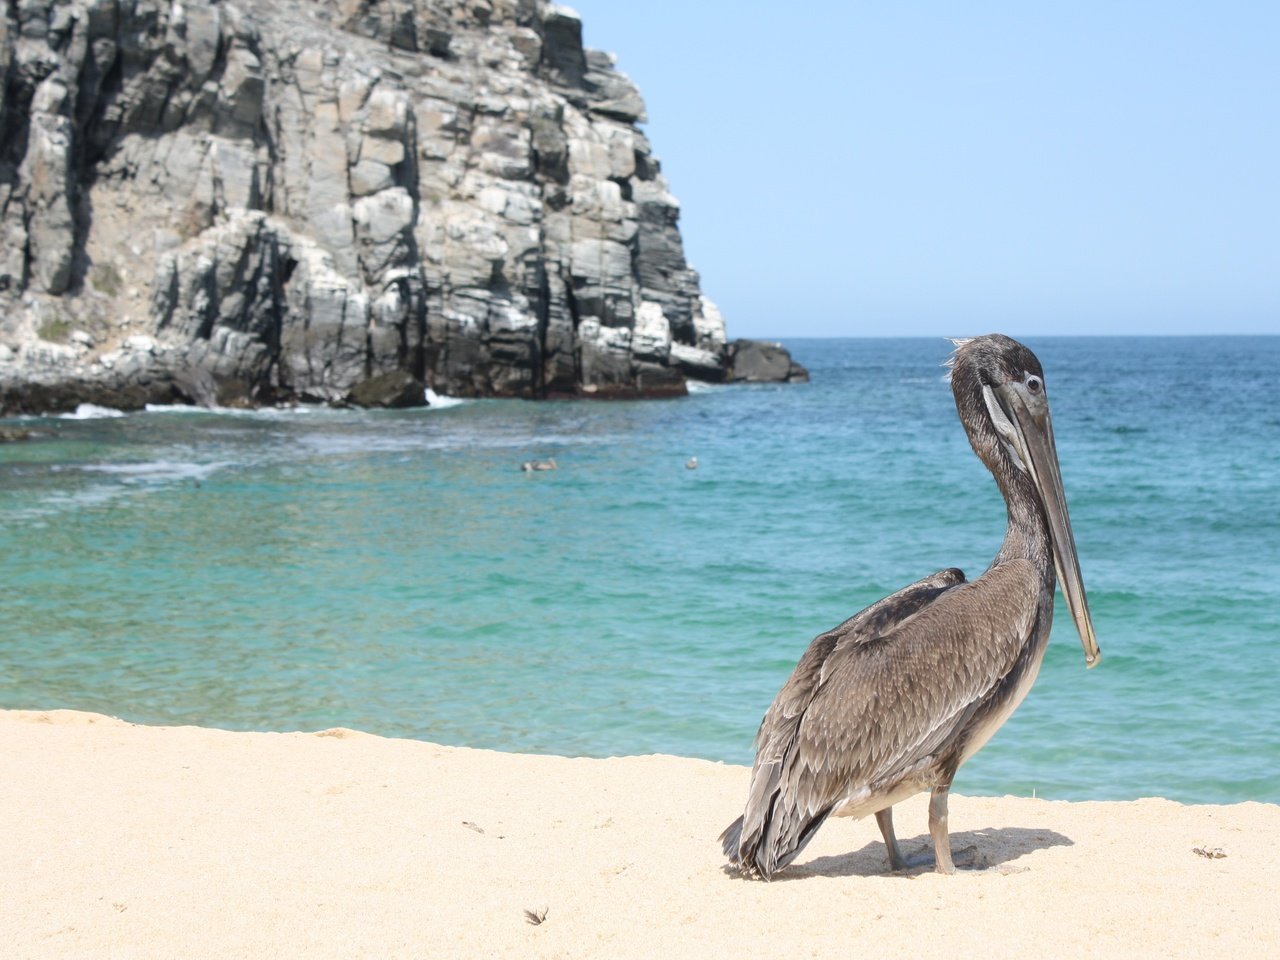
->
xmin=949 ymin=350 xmax=1055 ymax=581
xmin=992 ymin=466 xmax=1054 ymax=580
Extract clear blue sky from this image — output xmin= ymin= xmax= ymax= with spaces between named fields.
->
xmin=570 ymin=2 xmax=1279 ymax=338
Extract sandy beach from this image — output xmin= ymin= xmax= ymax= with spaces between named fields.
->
xmin=2 ymin=709 xmax=1276 ymax=959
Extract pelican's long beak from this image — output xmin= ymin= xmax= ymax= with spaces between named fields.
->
xmin=988 ymin=382 xmax=1102 ymax=668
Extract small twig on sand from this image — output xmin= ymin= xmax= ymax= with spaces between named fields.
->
xmin=1193 ymin=846 xmax=1227 ymax=859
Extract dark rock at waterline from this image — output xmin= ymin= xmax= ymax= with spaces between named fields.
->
xmin=347 ymin=370 xmax=428 ymax=409
xmin=0 ymin=371 xmax=194 ymax=416
xmin=727 ymin=340 xmax=810 ymax=384
xmin=574 ymin=360 xmax=687 ymax=399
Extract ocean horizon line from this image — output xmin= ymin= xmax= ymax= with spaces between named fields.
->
xmin=750 ymin=331 xmax=1280 ymax=341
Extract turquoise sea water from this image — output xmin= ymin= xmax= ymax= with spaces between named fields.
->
xmin=2 ymin=337 xmax=1277 ymax=804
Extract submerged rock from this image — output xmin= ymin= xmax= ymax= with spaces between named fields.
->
xmin=0 ymin=0 xmax=805 ymax=413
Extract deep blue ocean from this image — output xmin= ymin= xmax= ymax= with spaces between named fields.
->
xmin=2 ymin=337 xmax=1277 ymax=804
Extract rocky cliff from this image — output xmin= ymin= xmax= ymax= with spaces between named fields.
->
xmin=0 ymin=0 xmax=806 ymax=413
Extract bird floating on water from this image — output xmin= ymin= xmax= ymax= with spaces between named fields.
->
xmin=520 ymin=458 xmax=557 ymax=472
xmin=721 ymin=334 xmax=1100 ymax=878
xmin=686 ymin=457 xmax=699 ymax=470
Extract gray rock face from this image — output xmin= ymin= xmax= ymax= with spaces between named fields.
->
xmin=0 ymin=0 xmax=803 ymax=413
xmin=727 ymin=339 xmax=810 ymax=384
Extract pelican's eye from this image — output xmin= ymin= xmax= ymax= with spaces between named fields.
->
xmin=1026 ymin=375 xmax=1043 ymax=395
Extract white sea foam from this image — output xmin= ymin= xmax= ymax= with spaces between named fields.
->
xmin=82 ymin=459 xmax=231 ymax=484
xmin=143 ymin=402 xmax=337 ymax=419
xmin=60 ymin=403 xmax=126 ymax=419
xmin=1 ymin=487 xmax=116 ymax=525
xmin=144 ymin=396 xmax=472 ymax=417
xmin=686 ymin=380 xmax=728 ymax=394
xmin=41 ymin=485 xmax=125 ymax=510
xmin=3 ymin=457 xmax=231 ymax=525
xmin=426 ymin=388 xmax=469 ymax=409
xmin=7 ymin=480 xmax=134 ymax=523
xmin=140 ymin=402 xmax=248 ymax=416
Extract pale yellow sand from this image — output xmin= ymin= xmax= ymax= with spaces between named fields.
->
xmin=2 ymin=709 xmax=1277 ymax=959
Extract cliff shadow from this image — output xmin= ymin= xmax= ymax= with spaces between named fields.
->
xmin=779 ymin=825 xmax=1074 ymax=880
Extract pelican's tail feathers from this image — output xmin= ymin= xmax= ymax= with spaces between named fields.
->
xmin=771 ymin=804 xmax=835 ymax=873
xmin=719 ymin=815 xmax=744 ymax=861
xmin=723 ymin=795 xmax=835 ymax=880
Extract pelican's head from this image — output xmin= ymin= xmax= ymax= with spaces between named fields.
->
xmin=948 ymin=334 xmax=1101 ymax=668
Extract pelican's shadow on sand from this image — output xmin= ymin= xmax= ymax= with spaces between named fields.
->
xmin=781 ymin=826 xmax=1073 ymax=880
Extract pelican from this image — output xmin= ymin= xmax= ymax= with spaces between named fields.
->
xmin=721 ymin=334 xmax=1100 ymax=878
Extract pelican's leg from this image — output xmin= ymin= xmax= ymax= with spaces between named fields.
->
xmin=874 ymin=808 xmax=910 ymax=871
xmin=928 ymin=785 xmax=956 ymax=874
